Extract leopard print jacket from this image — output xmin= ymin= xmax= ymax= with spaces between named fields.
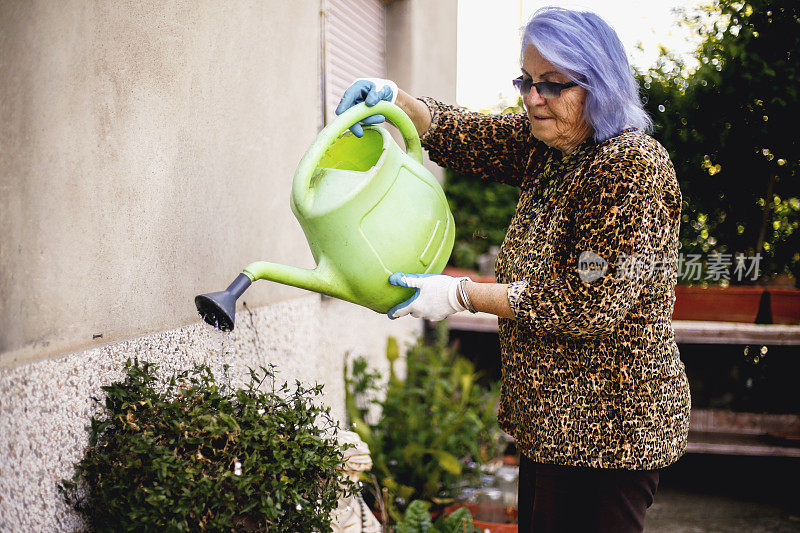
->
xmin=419 ymin=97 xmax=691 ymax=470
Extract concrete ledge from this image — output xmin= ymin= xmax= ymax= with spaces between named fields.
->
xmin=445 ymin=315 xmax=800 ymax=346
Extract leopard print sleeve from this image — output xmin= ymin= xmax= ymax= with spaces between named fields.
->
xmin=417 ymin=97 xmax=546 ymax=188
xmin=506 ymin=134 xmax=677 ymax=337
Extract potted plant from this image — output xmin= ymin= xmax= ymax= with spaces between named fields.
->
xmin=344 ymin=328 xmax=501 ymax=525
xmin=60 ymin=359 xmax=355 ymax=532
xmin=394 ymin=500 xmax=476 ymax=532
xmin=442 ymin=503 xmax=517 ymax=533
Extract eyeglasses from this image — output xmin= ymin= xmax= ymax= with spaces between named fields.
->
xmin=512 ymin=76 xmax=579 ymax=98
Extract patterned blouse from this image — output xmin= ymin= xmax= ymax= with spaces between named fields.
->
xmin=418 ymin=97 xmax=691 ymax=470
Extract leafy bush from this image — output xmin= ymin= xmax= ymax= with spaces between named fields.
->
xmin=60 ymin=359 xmax=354 ymax=532
xmin=395 ymin=500 xmax=475 ymax=533
xmin=345 ymin=326 xmax=500 ymax=523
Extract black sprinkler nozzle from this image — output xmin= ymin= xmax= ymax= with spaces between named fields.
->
xmin=195 ymin=273 xmax=252 ymax=331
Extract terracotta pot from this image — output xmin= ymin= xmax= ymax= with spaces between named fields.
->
xmin=443 ymin=503 xmax=518 ymax=533
xmin=768 ymin=288 xmax=800 ymax=324
xmin=672 ymin=285 xmax=764 ymax=323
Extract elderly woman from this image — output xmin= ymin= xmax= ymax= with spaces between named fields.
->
xmin=337 ymin=7 xmax=690 ymax=532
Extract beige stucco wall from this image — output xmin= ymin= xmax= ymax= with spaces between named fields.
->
xmin=0 ymin=1 xmax=330 ymax=366
xmin=0 ymin=0 xmax=459 ymax=368
xmin=387 ymin=0 xmax=458 ymax=102
xmin=387 ymin=0 xmax=459 ymax=183
xmin=0 ymin=1 xmax=457 ymax=529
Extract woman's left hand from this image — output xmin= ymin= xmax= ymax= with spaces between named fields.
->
xmin=387 ymin=272 xmax=469 ymax=321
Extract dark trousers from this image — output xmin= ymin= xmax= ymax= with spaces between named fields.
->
xmin=518 ymin=453 xmax=660 ymax=533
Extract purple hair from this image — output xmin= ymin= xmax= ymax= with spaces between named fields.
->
xmin=521 ymin=7 xmax=652 ymax=143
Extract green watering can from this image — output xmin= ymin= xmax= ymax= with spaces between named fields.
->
xmin=195 ymin=101 xmax=455 ymax=331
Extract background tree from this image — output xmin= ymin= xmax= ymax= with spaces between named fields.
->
xmin=641 ymin=0 xmax=800 ymax=285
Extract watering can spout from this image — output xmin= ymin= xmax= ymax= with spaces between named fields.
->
xmin=194 ymin=273 xmax=252 ymax=332
xmin=241 ymin=260 xmax=341 ymax=298
xmin=195 ymin=260 xmax=344 ymax=332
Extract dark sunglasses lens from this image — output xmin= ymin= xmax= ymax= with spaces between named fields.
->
xmin=524 ymin=79 xmax=534 ymax=93
xmin=513 ymin=78 xmax=570 ymax=97
xmin=537 ymin=82 xmax=560 ymax=98
xmin=513 ymin=77 xmax=533 ymax=94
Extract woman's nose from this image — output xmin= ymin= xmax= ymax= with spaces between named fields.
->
xmin=525 ymin=86 xmax=547 ymax=106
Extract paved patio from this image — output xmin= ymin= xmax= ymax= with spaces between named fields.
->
xmin=648 ymin=488 xmax=800 ymax=532
xmin=646 ymin=454 xmax=800 ymax=532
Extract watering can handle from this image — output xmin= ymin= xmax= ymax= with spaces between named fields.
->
xmin=294 ymin=101 xmax=424 ymax=192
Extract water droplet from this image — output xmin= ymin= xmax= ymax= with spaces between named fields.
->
xmin=658 ymin=105 xmax=665 ymax=112
xmin=296 ymin=503 xmax=303 ymax=511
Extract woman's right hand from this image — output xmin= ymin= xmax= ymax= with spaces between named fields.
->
xmin=335 ymin=78 xmax=398 ymax=137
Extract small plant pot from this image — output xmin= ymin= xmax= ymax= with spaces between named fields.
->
xmin=768 ymin=288 xmax=800 ymax=324
xmin=444 ymin=503 xmax=518 ymax=532
xmin=673 ymin=285 xmax=764 ymax=323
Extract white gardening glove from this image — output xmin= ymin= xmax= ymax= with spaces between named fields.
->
xmin=387 ymin=272 xmax=470 ymax=321
xmin=335 ymin=78 xmax=399 ymax=137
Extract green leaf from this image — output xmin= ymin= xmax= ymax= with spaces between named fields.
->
xmin=434 ymin=506 xmax=474 ymax=533
xmin=427 ymin=450 xmax=461 ymax=476
xmin=396 ymin=500 xmax=433 ymax=533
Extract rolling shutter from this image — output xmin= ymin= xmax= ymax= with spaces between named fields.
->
xmin=323 ymin=0 xmax=387 ymax=124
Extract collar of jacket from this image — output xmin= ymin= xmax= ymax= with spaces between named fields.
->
xmin=540 ymin=135 xmax=597 ymax=187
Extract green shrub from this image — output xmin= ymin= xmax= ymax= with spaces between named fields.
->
xmin=60 ymin=359 xmax=354 ymax=532
xmin=395 ymin=500 xmax=475 ymax=533
xmin=345 ymin=326 xmax=500 ymax=523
